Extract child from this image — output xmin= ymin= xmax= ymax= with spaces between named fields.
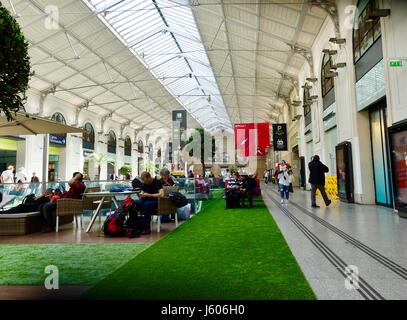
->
xmin=51 ymin=189 xmax=62 ymax=203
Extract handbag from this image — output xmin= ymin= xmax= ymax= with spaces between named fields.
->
xmin=288 ymin=183 xmax=294 ymax=193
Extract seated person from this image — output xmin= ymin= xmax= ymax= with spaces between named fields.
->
xmin=51 ymin=188 xmax=62 ymax=202
xmin=241 ymin=175 xmax=258 ymax=208
xmin=131 ymin=176 xmax=143 ymax=191
xmin=159 ymin=168 xmax=176 ymax=186
xmin=132 ymin=171 xmax=164 ymax=235
xmin=227 ymin=172 xmax=243 ymax=189
xmin=2 ymin=188 xmax=53 ymax=214
xmin=40 ymin=172 xmax=86 ymax=231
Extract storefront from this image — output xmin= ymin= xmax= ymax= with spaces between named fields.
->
xmin=82 ymin=122 xmax=95 ymax=180
xmin=48 ymin=113 xmax=67 ymax=182
xmin=389 ymin=120 xmax=407 ymax=216
xmin=137 ymin=140 xmax=144 ymax=174
xmin=321 ymin=52 xmax=338 ymax=176
xmin=124 ymin=136 xmax=132 ymax=169
xmin=107 ymin=130 xmax=117 ymax=178
xmin=0 ymin=136 xmax=20 ymax=172
xmin=48 ymin=147 xmax=60 ymax=182
xmin=353 ymin=0 xmax=392 ymax=206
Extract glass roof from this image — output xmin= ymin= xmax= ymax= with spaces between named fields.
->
xmin=85 ymin=0 xmax=232 ymax=132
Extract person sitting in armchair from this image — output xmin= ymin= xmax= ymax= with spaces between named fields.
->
xmin=241 ymin=175 xmax=260 ymax=208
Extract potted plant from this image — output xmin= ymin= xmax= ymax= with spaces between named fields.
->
xmin=86 ymin=152 xmax=114 ymax=180
xmin=118 ymin=165 xmax=132 ymax=179
xmin=0 ymin=3 xmax=31 ymax=120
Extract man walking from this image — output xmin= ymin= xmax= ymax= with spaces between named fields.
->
xmin=308 ymin=155 xmax=331 ymax=208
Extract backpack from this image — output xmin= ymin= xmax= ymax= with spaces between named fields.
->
xmin=225 ymin=189 xmax=241 ymax=209
xmin=168 ymin=192 xmax=188 ymax=208
xmin=22 ymin=193 xmax=36 ymax=204
xmin=103 ymin=204 xmax=133 ymax=237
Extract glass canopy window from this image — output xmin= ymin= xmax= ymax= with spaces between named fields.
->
xmin=85 ymin=0 xmax=232 ymax=132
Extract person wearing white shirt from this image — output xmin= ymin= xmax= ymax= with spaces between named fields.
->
xmin=1 ymin=165 xmax=14 ymax=184
xmin=278 ymin=161 xmax=290 ymax=204
xmin=15 ymin=167 xmax=27 ymax=183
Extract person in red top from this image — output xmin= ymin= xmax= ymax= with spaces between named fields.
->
xmin=40 ymin=172 xmax=86 ymax=231
xmin=51 ymin=189 xmax=63 ymax=203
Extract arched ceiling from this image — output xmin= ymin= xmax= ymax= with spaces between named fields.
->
xmin=4 ymin=0 xmax=328 ymax=133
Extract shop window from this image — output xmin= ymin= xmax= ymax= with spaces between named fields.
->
xmin=124 ymin=136 xmax=132 ymax=156
xmin=303 ymin=85 xmax=312 ymax=127
xmin=137 ymin=140 xmax=144 ymax=154
xmin=50 ymin=112 xmax=67 ymax=146
xmin=107 ymin=130 xmax=117 ymax=154
xmin=353 ymin=0 xmax=381 ymax=63
xmin=321 ymin=53 xmax=334 ymax=99
xmin=83 ymin=122 xmax=95 ymax=150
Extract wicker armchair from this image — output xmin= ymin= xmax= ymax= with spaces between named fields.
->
xmin=55 ymin=198 xmax=83 ymax=232
xmin=55 ymin=187 xmax=112 ymax=232
xmin=153 ymin=186 xmax=179 ymax=232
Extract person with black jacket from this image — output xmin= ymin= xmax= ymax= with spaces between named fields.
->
xmin=308 ymin=155 xmax=332 ymax=208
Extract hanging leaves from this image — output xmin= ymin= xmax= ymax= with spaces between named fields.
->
xmin=0 ymin=2 xmax=31 ymax=121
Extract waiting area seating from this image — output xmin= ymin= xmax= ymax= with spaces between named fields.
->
xmin=0 ymin=186 xmax=113 ymax=235
xmin=153 ymin=185 xmax=179 ymax=233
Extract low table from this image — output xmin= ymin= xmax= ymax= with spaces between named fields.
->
xmin=83 ymin=191 xmax=139 ymax=233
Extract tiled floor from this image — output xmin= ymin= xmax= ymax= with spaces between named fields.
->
xmin=262 ymin=184 xmax=407 ymax=300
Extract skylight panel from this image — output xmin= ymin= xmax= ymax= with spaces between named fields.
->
xmin=86 ymin=0 xmax=232 ymax=132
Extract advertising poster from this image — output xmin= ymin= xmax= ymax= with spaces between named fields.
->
xmin=391 ymin=129 xmax=407 ymax=210
xmin=272 ymin=123 xmax=288 ymax=151
xmin=336 ymin=146 xmax=346 ymax=195
xmin=172 ymin=110 xmax=187 ymax=150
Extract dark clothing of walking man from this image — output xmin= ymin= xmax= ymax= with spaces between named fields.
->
xmin=308 ymin=155 xmax=331 ymax=208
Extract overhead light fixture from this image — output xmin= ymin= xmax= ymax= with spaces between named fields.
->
xmin=8 ymin=0 xmax=20 ymax=18
xmin=306 ymin=77 xmax=318 ymax=82
xmin=322 ymin=49 xmax=337 ymax=55
xmin=301 ymin=84 xmax=312 ymax=89
xmin=331 ymin=62 xmax=347 ymax=69
xmin=367 ymin=9 xmax=390 ymax=22
xmin=325 ymin=71 xmax=338 ymax=78
xmin=329 ymin=38 xmax=346 ymax=44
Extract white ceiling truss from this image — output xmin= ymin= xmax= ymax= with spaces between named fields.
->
xmin=4 ymin=0 xmax=328 ymax=133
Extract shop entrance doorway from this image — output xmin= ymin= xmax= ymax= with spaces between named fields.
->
xmin=369 ymin=100 xmax=392 ymax=206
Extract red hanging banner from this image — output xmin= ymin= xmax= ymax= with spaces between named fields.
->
xmin=234 ymin=122 xmax=270 ymax=157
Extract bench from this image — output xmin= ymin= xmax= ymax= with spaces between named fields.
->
xmin=0 ymin=212 xmax=41 ymax=236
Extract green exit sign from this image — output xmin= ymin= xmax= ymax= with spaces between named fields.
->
xmin=389 ymin=60 xmax=403 ymax=67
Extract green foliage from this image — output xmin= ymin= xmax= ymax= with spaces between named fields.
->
xmin=118 ymin=165 xmax=132 ymax=176
xmin=141 ymin=160 xmax=156 ymax=174
xmin=86 ymin=152 xmax=107 ymax=164
xmin=187 ymin=128 xmax=215 ymax=162
xmin=228 ymin=164 xmax=237 ymax=174
xmin=0 ymin=2 xmax=31 ymax=121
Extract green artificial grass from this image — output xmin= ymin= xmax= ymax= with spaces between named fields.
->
xmin=84 ymin=199 xmax=315 ymax=300
xmin=0 ymin=243 xmax=150 ymax=285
